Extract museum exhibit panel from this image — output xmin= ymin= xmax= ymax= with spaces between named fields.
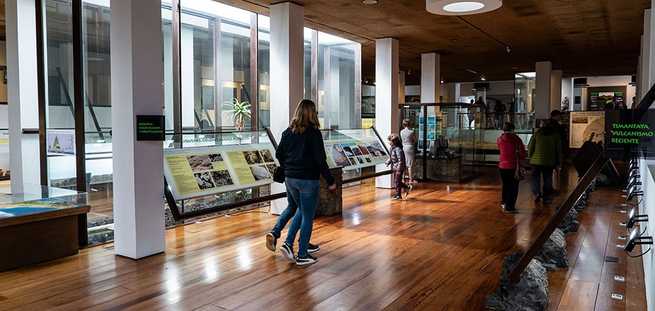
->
xmin=2 ymin=0 xmax=655 ymax=310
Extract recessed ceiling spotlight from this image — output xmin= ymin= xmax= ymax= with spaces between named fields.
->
xmin=363 ymin=0 xmax=379 ymax=5
xmin=426 ymin=0 xmax=502 ymax=16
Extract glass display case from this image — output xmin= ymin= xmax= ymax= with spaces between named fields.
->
xmin=400 ymin=103 xmax=479 ymax=182
xmin=163 ymin=130 xmax=283 ymax=222
xmin=0 ymin=184 xmax=88 ymax=223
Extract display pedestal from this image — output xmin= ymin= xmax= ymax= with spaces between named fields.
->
xmin=316 ymin=168 xmax=343 ymax=217
xmin=0 ymin=205 xmax=90 ymax=272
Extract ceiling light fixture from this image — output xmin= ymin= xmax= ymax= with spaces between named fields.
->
xmin=426 ymin=0 xmax=502 ymax=16
xmin=362 ymin=0 xmax=379 ymax=5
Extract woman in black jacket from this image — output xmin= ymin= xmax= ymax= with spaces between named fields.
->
xmin=266 ymin=99 xmax=335 ymax=266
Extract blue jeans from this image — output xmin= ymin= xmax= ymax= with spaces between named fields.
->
xmin=270 ymin=192 xmax=299 ymax=239
xmin=283 ymin=178 xmax=319 ymax=257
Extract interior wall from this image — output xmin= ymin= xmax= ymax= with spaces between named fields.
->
xmin=639 ymin=159 xmax=655 ymax=311
xmin=585 ymin=75 xmax=637 ymax=105
xmin=0 ymin=41 xmax=7 ymax=129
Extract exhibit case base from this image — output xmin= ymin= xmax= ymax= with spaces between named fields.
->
xmin=0 ymin=185 xmax=89 ymax=272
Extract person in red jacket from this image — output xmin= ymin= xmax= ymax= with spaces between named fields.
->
xmin=497 ymin=122 xmax=527 ymax=213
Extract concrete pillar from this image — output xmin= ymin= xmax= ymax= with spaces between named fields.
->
xmin=399 ymin=70 xmax=406 ymax=104
xmin=269 ymin=2 xmax=304 ymax=213
xmin=269 ymin=2 xmax=304 ymax=140
xmin=375 ymin=38 xmax=399 ymax=189
xmin=6 ymin=0 xmax=41 ymax=192
xmin=420 ymin=53 xmax=441 ymax=103
xmin=550 ymin=70 xmax=563 ymax=112
xmin=535 ymin=61 xmax=552 ymax=120
xmin=110 ymin=0 xmax=165 ymax=259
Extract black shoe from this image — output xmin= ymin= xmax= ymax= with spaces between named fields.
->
xmin=295 ymin=254 xmax=318 ymax=266
xmin=280 ymin=243 xmax=295 ymax=262
xmin=308 ymin=243 xmax=320 ymax=254
xmin=393 ymin=195 xmax=402 ymax=200
xmin=266 ymin=232 xmax=277 ymax=252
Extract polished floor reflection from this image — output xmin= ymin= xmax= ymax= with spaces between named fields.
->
xmin=0 ymin=169 xmax=641 ymax=310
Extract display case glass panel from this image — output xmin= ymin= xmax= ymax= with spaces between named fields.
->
xmin=164 ymin=131 xmax=278 ymax=201
xmin=0 ymin=184 xmax=88 ymax=218
xmin=322 ymin=128 xmax=388 ymax=171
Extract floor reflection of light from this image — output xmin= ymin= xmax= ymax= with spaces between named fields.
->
xmin=237 ymin=242 xmax=253 ymax=271
xmin=204 ymin=256 xmax=220 ymax=283
xmin=352 ymin=213 xmax=361 ymax=226
xmin=164 ymin=266 xmax=182 ymax=303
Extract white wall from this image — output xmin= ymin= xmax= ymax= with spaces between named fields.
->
xmin=639 ymin=159 xmax=655 ymax=311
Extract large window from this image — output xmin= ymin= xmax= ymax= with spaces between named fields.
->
xmin=317 ymin=31 xmax=360 ymax=129
xmin=180 ymin=0 xmax=254 ymax=132
xmin=36 ymin=0 xmax=362 ymax=245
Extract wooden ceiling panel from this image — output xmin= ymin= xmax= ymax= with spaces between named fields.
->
xmin=239 ymin=0 xmax=650 ymax=81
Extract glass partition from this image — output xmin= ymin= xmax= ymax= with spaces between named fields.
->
xmin=515 ymin=72 xmax=536 ymax=114
xmin=317 ymin=32 xmax=361 ymax=129
xmin=33 ymin=0 xmax=364 ymax=243
xmin=179 ymin=0 xmax=255 ymax=132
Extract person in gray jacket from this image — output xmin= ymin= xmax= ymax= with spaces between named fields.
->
xmin=386 ymin=134 xmax=410 ymax=199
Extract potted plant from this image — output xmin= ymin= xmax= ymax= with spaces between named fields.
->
xmin=225 ymin=98 xmax=251 ymax=131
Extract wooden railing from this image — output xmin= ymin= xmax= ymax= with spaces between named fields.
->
xmin=508 ymin=154 xmax=609 ymax=283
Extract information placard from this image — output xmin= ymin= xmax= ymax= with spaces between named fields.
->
xmin=569 ymin=111 xmax=605 ymax=148
xmin=136 ymin=115 xmax=165 ymax=141
xmin=323 ymin=128 xmax=388 ymax=171
xmin=164 ymin=144 xmax=279 ymax=200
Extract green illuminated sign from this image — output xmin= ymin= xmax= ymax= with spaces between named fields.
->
xmin=610 ymin=122 xmax=654 ymax=145
xmin=136 ymin=115 xmax=165 ymax=141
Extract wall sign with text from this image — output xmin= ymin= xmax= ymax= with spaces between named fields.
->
xmin=136 ymin=115 xmax=165 ymax=141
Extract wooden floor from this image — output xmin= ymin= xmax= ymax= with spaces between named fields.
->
xmin=0 ymin=169 xmax=646 ymax=310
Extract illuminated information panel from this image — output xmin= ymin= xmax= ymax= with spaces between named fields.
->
xmin=164 ymin=144 xmax=279 ymax=200
xmin=324 ymin=128 xmax=388 ymax=171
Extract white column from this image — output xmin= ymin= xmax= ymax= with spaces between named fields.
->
xmin=420 ymin=53 xmax=441 ymax=103
xmin=111 ymin=0 xmax=165 ymax=259
xmin=269 ymin=2 xmax=303 ymax=213
xmin=535 ymin=61 xmax=552 ymax=120
xmin=550 ymin=70 xmax=563 ymax=112
xmin=269 ymin=2 xmax=304 ymax=140
xmin=399 ymin=70 xmax=406 ymax=104
xmin=6 ymin=0 xmax=41 ymax=192
xmin=375 ymin=38 xmax=399 ymax=189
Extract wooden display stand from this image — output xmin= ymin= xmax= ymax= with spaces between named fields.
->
xmin=0 ymin=206 xmax=90 ymax=272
